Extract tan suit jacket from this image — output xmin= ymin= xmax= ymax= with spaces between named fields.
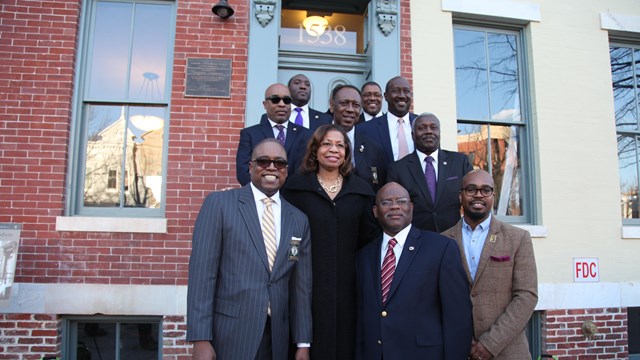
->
xmin=442 ymin=217 xmax=538 ymax=360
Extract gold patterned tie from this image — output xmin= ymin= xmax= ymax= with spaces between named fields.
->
xmin=261 ymin=198 xmax=277 ymax=271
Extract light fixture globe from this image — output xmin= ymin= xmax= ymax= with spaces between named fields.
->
xmin=212 ymin=0 xmax=234 ymax=19
xmin=303 ymin=16 xmax=328 ymax=36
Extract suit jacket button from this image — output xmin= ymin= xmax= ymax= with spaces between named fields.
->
xmin=381 ymin=311 xmax=387 ymax=317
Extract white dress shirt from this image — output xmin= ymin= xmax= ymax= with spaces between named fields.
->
xmin=380 ymin=224 xmax=412 ymax=267
xmin=250 ymin=183 xmax=281 ymax=249
xmin=268 ymin=118 xmax=288 ymax=139
xmin=415 ymin=148 xmax=439 ymax=179
xmin=386 ymin=112 xmax=414 ymax=160
xmin=289 ymin=104 xmax=311 ymax=129
xmin=363 ymin=110 xmax=384 ymax=121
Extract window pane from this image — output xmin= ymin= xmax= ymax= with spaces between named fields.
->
xmin=84 ymin=105 xmax=126 ymax=207
xmin=457 ymin=123 xmax=488 ymax=170
xmin=454 ymin=29 xmax=490 ymax=120
xmin=75 ymin=321 xmax=159 ymax=359
xmin=488 ymin=33 xmax=520 ymax=121
xmin=120 ymin=323 xmax=160 ymax=356
xmin=124 ymin=106 xmax=164 ymax=208
xmin=611 ymin=46 xmax=639 ymax=131
xmin=78 ymin=322 xmax=116 ymax=359
xmin=457 ymin=124 xmax=523 ymax=216
xmin=128 ymin=3 xmax=171 ymax=101
xmin=619 ymin=134 xmax=639 ymax=219
xmin=87 ymin=2 xmax=133 ymax=100
xmin=490 ymin=125 xmax=523 ymax=217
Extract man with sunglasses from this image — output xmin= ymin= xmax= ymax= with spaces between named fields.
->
xmin=236 ymin=83 xmax=312 ymax=185
xmin=442 ymin=170 xmax=538 ymax=360
xmin=188 ymin=138 xmax=312 ymax=360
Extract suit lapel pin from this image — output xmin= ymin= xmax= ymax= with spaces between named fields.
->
xmin=408 ymin=246 xmax=415 ymax=251
xmin=359 ymin=145 xmax=364 ymax=153
xmin=489 ymin=234 xmax=497 ymax=243
xmin=292 ymin=127 xmax=297 ymax=132
xmin=443 ymin=161 xmax=447 ymax=165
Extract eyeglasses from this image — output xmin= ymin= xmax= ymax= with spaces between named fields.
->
xmin=378 ymin=198 xmax=410 ymax=207
xmin=252 ymin=157 xmax=288 ymax=169
xmin=265 ymin=95 xmax=293 ymax=105
xmin=462 ymin=186 xmax=494 ymax=197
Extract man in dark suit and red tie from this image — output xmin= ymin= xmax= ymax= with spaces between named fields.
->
xmin=356 ymin=182 xmax=473 ymax=360
xmin=236 ymin=83 xmax=312 ymax=185
xmin=387 ymin=112 xmax=473 ymax=232
xmin=188 ymin=139 xmax=312 ymax=360
xmin=288 ymin=74 xmax=332 ymax=131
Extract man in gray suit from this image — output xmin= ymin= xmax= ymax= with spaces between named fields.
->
xmin=187 ymin=139 xmax=312 ymax=360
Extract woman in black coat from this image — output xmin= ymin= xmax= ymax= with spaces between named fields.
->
xmin=282 ymin=124 xmax=379 ymax=360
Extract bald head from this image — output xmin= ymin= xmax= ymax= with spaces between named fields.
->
xmin=460 ymin=169 xmax=495 ymax=228
xmin=263 ymin=83 xmax=292 ymax=124
xmin=374 ymin=182 xmax=414 ymax=236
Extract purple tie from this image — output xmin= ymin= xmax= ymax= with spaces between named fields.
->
xmin=424 ymin=156 xmax=436 ymax=202
xmin=294 ymin=107 xmax=303 ymax=126
xmin=275 ymin=124 xmax=285 ymax=147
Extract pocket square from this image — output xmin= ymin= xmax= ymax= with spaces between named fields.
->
xmin=445 ymin=176 xmax=459 ymax=181
xmin=490 ymin=255 xmax=511 ymax=262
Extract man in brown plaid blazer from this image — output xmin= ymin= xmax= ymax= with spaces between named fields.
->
xmin=442 ymin=170 xmax=538 ymax=360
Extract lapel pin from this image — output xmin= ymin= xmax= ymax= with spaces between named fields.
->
xmin=489 ymin=234 xmax=497 ymax=243
xmin=359 ymin=145 xmax=364 ymax=153
xmin=408 ymin=246 xmax=415 ymax=251
xmin=443 ymin=161 xmax=447 ymax=165
xmin=292 ymin=127 xmax=297 ymax=132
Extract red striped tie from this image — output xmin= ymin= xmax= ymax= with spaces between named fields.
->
xmin=381 ymin=238 xmax=398 ymax=305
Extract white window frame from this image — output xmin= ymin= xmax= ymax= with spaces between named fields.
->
xmin=453 ymin=22 xmax=536 ymax=224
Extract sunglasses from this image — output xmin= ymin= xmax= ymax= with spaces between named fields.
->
xmin=252 ymin=157 xmax=288 ymax=170
xmin=265 ymin=95 xmax=293 ymax=105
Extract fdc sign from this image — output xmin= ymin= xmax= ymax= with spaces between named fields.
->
xmin=573 ymin=258 xmax=599 ymax=283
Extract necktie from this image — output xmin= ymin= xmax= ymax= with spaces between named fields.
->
xmin=294 ymin=107 xmax=304 ymax=126
xmin=397 ymin=118 xmax=409 ymax=159
xmin=275 ymin=124 xmax=285 ymax=147
xmin=381 ymin=238 xmax=397 ymax=305
xmin=424 ymin=156 xmax=437 ymax=202
xmin=261 ymin=198 xmax=277 ymax=271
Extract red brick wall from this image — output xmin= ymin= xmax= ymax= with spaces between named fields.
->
xmin=0 ymin=314 xmax=60 ymax=360
xmin=0 ymin=0 xmax=79 ymax=281
xmin=400 ymin=0 xmax=413 ymax=83
xmin=162 ymin=315 xmax=190 ymax=360
xmin=0 ymin=0 xmax=249 ymax=287
xmin=543 ymin=308 xmax=629 ymax=359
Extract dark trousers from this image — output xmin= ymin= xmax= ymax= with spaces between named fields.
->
xmin=255 ymin=316 xmax=272 ymax=360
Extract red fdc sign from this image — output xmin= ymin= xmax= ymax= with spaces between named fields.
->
xmin=573 ymin=258 xmax=599 ymax=282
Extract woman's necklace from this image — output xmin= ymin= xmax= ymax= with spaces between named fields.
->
xmin=318 ymin=174 xmax=343 ymax=193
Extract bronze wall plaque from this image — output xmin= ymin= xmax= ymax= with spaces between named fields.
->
xmin=185 ymin=58 xmax=232 ymax=98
